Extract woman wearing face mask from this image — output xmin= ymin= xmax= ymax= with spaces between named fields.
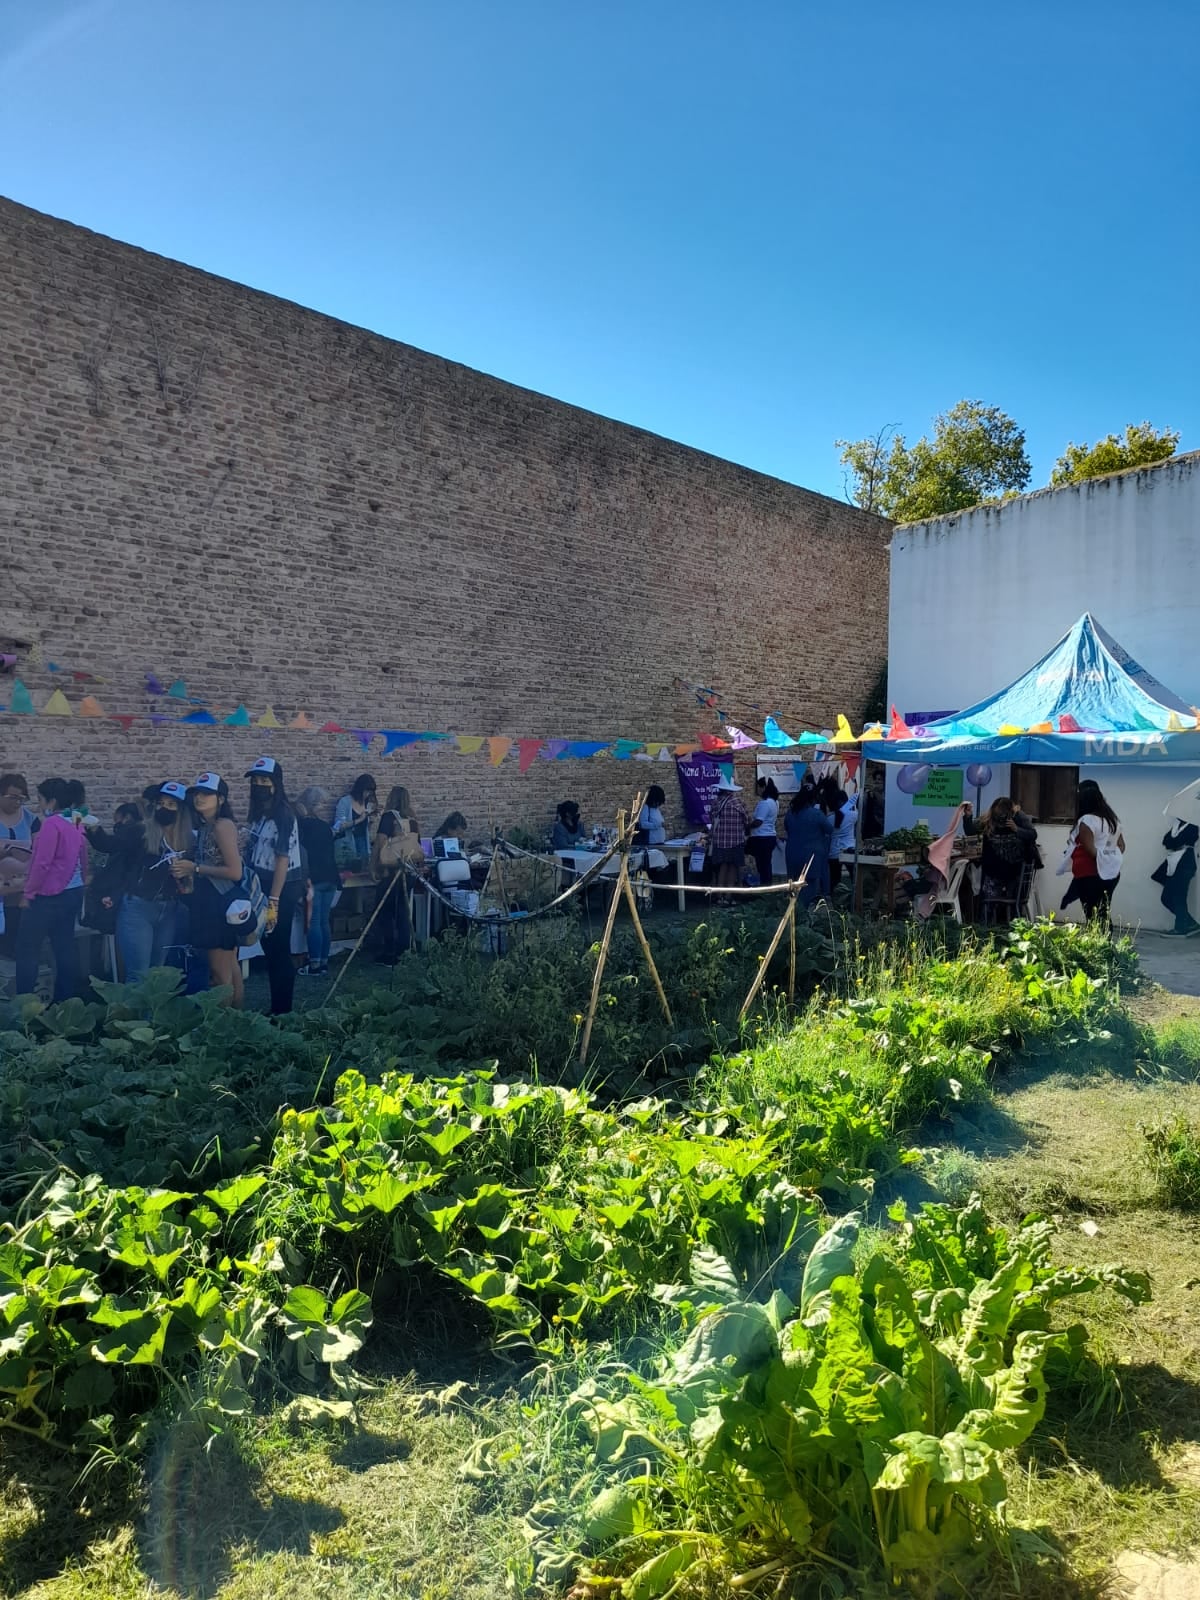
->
xmin=0 ymin=772 xmax=39 ymax=957
xmin=171 ymin=772 xmax=244 ymax=1007
xmin=84 ymin=781 xmax=194 ymax=981
xmin=16 ymin=777 xmax=89 ymax=1001
xmin=244 ymin=756 xmax=304 ymax=1014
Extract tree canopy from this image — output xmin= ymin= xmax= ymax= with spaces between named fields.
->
xmin=837 ymin=400 xmax=1031 ymax=522
xmin=1049 ymin=423 xmax=1180 ymax=486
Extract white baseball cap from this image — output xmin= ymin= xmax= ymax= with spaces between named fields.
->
xmin=716 ymin=775 xmax=743 ymax=792
xmin=192 ymin=771 xmax=223 ymax=793
xmin=245 ymin=756 xmax=279 ymax=777
xmin=159 ymin=781 xmax=189 ymax=802
xmin=225 ymin=898 xmax=255 ymax=928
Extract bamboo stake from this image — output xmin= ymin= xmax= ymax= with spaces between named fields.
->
xmin=621 ymin=870 xmax=673 ymax=1026
xmin=787 ymin=891 xmax=797 ymax=1005
xmin=323 ymin=867 xmax=403 ymax=1005
xmin=577 ymin=795 xmax=642 ymax=1069
xmin=739 ymin=879 xmax=803 ymax=1021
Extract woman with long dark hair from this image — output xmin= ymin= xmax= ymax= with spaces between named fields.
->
xmin=372 ymin=785 xmax=421 ymax=963
xmin=333 ymin=773 xmax=377 ymax=869
xmin=172 ymin=772 xmax=244 ymax=1007
xmin=784 ymin=785 xmax=833 ymax=907
xmin=244 ymin=757 xmax=304 ymax=1013
xmin=748 ymin=777 xmax=780 ymax=887
xmin=16 ymin=777 xmax=89 ymax=1001
xmin=1060 ymin=780 xmax=1124 ymax=925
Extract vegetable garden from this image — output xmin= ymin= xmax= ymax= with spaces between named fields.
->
xmin=1 ymin=912 xmax=1198 ymax=1599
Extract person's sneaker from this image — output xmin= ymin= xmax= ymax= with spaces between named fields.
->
xmin=1186 ymin=924 xmax=1200 ymax=938
xmin=297 ymin=963 xmax=316 ymax=976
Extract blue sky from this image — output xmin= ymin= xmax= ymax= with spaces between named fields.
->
xmin=2 ymin=0 xmax=1197 ymax=499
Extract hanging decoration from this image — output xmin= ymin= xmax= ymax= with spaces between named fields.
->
xmin=43 ymin=688 xmax=73 ymax=715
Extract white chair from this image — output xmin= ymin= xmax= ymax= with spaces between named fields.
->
xmin=930 ymin=857 xmax=969 ymax=923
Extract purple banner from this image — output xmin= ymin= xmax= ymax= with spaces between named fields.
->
xmin=676 ymin=752 xmax=723 ymax=826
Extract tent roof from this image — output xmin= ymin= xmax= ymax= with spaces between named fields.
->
xmin=877 ymin=614 xmax=1200 ymax=766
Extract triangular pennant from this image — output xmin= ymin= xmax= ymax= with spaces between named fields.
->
xmin=1028 ymin=721 xmax=1053 ymax=734
xmin=167 ymin=679 xmax=188 ymax=700
xmin=796 ymin=730 xmax=828 ymax=746
xmin=43 ymin=688 xmax=72 ymax=715
xmin=289 ymin=711 xmax=316 ymax=731
xmin=318 ymin=721 xmax=346 ymax=734
xmin=180 ymin=708 xmax=217 ymax=725
xmin=418 ymin=732 xmax=446 ymax=743
xmin=455 ymin=735 xmax=485 ymax=755
xmin=888 ymin=706 xmax=913 ymax=739
xmin=843 ymin=755 xmax=861 ymax=781
xmin=517 ymin=739 xmax=543 ymax=773
xmin=674 ymin=743 xmax=694 ymax=756
xmin=47 ymin=662 xmax=61 ymax=672
xmin=79 ymin=694 xmax=105 ymax=717
xmin=1167 ymin=711 xmax=1187 ymax=732
xmin=1058 ymin=714 xmax=1082 ymax=733
xmin=567 ymin=741 xmax=608 ymax=759
xmin=860 ymin=724 xmax=884 ymax=741
xmin=109 ymin=714 xmax=136 ymax=730
xmin=725 ymin=725 xmax=759 ymax=750
xmin=487 ymin=736 xmax=512 ymax=767
xmin=223 ymin=704 xmax=251 ymax=727
xmin=145 ymin=672 xmax=166 ymax=696
xmin=612 ymin=739 xmax=642 ymax=760
xmin=997 ymin=723 xmax=1025 ymax=736
xmin=256 ymin=705 xmax=283 ymax=728
xmin=762 ymin=716 xmax=798 ymax=748
xmin=381 ymin=730 xmax=420 ymax=755
xmin=149 ymin=714 xmax=173 ymax=726
xmin=539 ymin=739 xmax=569 ymax=760
xmin=71 ymin=670 xmax=97 ymax=683
xmin=9 ymin=680 xmax=34 ymax=715
xmin=27 ymin=643 xmax=44 ymax=668
xmin=698 ymin=733 xmax=729 ymax=752
xmin=792 ymin=762 xmax=809 ymax=786
xmin=657 ymin=745 xmax=674 ymax=761
xmin=830 ymin=714 xmax=857 ymax=744
xmin=351 ymin=729 xmax=378 ymax=751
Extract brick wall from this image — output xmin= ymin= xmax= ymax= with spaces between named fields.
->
xmin=0 ymin=196 xmax=890 ymax=837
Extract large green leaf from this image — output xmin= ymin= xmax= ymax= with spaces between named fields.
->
xmin=957 ymin=1329 xmax=1059 ymax=1450
xmin=957 ymin=1256 xmax=1034 ymax=1375
xmin=799 ymin=1212 xmax=860 ymax=1324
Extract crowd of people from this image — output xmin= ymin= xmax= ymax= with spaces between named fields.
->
xmin=704 ymin=769 xmax=862 ymax=906
xmin=0 ymin=764 xmax=465 ymax=1015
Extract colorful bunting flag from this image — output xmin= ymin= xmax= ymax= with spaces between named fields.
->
xmin=149 ymin=714 xmax=173 ymax=726
xmin=699 ymin=732 xmax=729 ymax=752
xmin=79 ymin=695 xmax=105 ymax=717
xmin=167 ymin=679 xmax=188 ymax=700
xmin=380 ymin=730 xmax=420 ymax=754
xmin=997 ymin=723 xmax=1024 ymax=736
xmin=488 ymin=736 xmax=512 ymax=767
xmin=289 ymin=712 xmax=316 ymax=731
xmin=725 ymin=725 xmax=758 ymax=749
xmin=567 ymin=741 xmax=608 ymax=759
xmin=830 ymin=714 xmax=857 ymax=744
xmin=539 ymin=739 xmax=569 ymax=760
xmin=763 ymin=716 xmax=798 ymax=748
xmin=43 ymin=688 xmax=72 ymax=715
xmin=223 ymin=705 xmax=251 ymax=727
xmin=455 ymin=735 xmax=485 ymax=754
xmin=109 ymin=714 xmax=136 ymax=730
xmin=517 ymin=739 xmax=543 ymax=773
xmin=256 ymin=705 xmax=283 ymax=728
xmin=1028 ymin=721 xmax=1053 ymax=735
xmin=351 ymin=729 xmax=377 ymax=751
xmin=612 ymin=739 xmax=642 ymax=760
xmin=1058 ymin=714 xmax=1081 ymax=733
xmin=9 ymin=680 xmax=33 ymax=715
xmin=888 ymin=706 xmax=913 ymax=739
xmin=145 ymin=673 xmax=166 ymax=696
xmin=318 ymin=722 xmax=345 ymax=735
xmin=180 ymin=709 xmax=217 ymax=725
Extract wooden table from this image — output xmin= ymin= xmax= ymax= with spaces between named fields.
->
xmin=838 ymin=850 xmax=976 ymax=918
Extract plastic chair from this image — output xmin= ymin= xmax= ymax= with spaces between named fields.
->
xmin=981 ymin=861 xmax=1038 ymax=926
xmin=930 ymin=857 xmax=968 ymax=923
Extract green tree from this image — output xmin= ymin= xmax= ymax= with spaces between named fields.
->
xmin=1050 ymin=422 xmax=1179 ymax=486
xmin=837 ymin=400 xmax=1031 ymax=522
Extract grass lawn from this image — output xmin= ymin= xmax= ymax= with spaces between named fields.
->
xmin=2 ymin=926 xmax=1200 ymax=1599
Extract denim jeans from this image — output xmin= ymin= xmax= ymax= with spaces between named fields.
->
xmin=16 ymin=887 xmax=84 ymax=1001
xmin=117 ymin=895 xmax=180 ymax=983
xmin=308 ymin=883 xmax=336 ymax=966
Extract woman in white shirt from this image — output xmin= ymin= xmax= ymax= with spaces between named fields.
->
xmin=748 ymin=777 xmax=780 ymax=886
xmin=1060 ymin=780 xmax=1125 ymax=925
xmin=637 ymin=786 xmax=668 ymax=846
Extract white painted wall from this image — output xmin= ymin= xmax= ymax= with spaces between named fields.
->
xmin=886 ymin=453 xmax=1200 ymax=930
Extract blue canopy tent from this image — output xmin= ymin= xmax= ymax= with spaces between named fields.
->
xmin=874 ymin=614 xmax=1200 ymax=766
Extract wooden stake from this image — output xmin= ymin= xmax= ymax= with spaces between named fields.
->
xmin=622 ymin=870 xmax=673 ymax=1025
xmin=324 ymin=867 xmax=403 ymax=1005
xmin=577 ymin=795 xmax=642 ymax=1069
xmin=739 ymin=880 xmax=802 ymax=1021
xmin=787 ymin=891 xmax=797 ymax=1005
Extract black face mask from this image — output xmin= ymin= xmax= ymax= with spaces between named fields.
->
xmin=155 ymin=807 xmax=176 ymax=826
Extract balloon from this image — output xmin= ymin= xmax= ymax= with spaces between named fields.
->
xmin=896 ymin=763 xmax=932 ymax=795
xmin=965 ymin=763 xmax=993 ymax=787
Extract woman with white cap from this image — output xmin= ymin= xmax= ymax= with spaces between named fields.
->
xmin=245 ymin=756 xmax=304 ymax=1014
xmin=707 ymin=773 xmax=749 ymax=904
xmin=171 ymin=772 xmax=244 ymax=1007
xmin=83 ymin=779 xmax=194 ymax=981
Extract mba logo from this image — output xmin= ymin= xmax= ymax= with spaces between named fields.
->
xmin=1085 ymin=733 xmax=1168 ymax=758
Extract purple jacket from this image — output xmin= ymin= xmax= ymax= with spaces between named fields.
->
xmin=24 ymin=813 xmax=88 ymax=900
